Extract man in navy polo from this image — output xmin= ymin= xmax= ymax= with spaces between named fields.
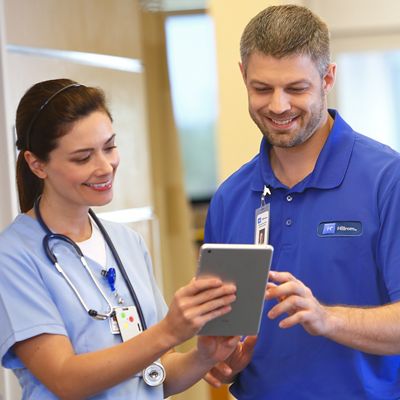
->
xmin=204 ymin=4 xmax=400 ymax=399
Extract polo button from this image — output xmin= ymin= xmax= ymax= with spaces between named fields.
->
xmin=285 ymin=219 xmax=293 ymax=226
xmin=286 ymin=195 xmax=293 ymax=202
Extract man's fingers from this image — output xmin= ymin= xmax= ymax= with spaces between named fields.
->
xmin=268 ymin=270 xmax=297 ymax=283
xmin=204 ymin=372 xmax=222 ymax=388
xmin=266 ymin=280 xmax=310 ymax=302
xmin=242 ymin=335 xmax=258 ymax=352
xmin=268 ymin=294 xmax=310 ymax=319
xmin=204 ymin=363 xmax=233 ymax=387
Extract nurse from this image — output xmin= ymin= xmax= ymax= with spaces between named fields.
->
xmin=0 ymin=78 xmax=239 ymax=399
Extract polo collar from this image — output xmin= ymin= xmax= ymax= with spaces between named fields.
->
xmin=251 ymin=110 xmax=356 ymax=193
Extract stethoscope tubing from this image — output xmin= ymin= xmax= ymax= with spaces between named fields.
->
xmin=34 ymin=198 xmax=146 ymax=327
xmin=43 ymin=233 xmax=114 ymax=320
xmin=33 ymin=198 xmax=165 ymax=386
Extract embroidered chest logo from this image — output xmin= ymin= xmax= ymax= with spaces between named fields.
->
xmin=318 ymin=221 xmax=362 ymax=237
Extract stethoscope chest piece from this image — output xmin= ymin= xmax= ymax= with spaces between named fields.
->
xmin=143 ymin=362 xmax=166 ymax=386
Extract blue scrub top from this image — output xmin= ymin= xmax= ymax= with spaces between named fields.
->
xmin=205 ymin=110 xmax=400 ymax=399
xmin=0 ymin=215 xmax=167 ymax=400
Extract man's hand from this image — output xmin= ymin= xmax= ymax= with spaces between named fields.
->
xmin=203 ymin=335 xmax=258 ymax=387
xmin=266 ymin=270 xmax=400 ymax=355
xmin=266 ymin=271 xmax=331 ymax=336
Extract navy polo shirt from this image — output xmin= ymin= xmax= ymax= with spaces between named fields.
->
xmin=205 ymin=110 xmax=400 ymax=399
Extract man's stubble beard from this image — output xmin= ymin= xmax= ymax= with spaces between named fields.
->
xmin=250 ymin=90 xmax=326 ymax=148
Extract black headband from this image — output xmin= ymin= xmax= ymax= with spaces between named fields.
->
xmin=25 ymin=83 xmax=82 ymax=151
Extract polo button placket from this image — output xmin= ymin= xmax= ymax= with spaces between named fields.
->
xmin=285 ymin=194 xmax=293 ymax=227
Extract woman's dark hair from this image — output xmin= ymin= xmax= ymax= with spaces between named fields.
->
xmin=15 ymin=78 xmax=112 ymax=212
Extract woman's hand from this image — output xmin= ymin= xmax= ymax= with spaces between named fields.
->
xmin=161 ymin=277 xmax=237 ymax=347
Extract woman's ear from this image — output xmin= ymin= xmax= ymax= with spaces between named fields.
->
xmin=24 ymin=151 xmax=47 ymax=179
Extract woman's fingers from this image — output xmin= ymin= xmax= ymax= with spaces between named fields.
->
xmin=166 ymin=278 xmax=237 ymax=341
xmin=179 ymin=277 xmax=230 ymax=296
xmin=172 ymin=279 xmax=236 ymax=317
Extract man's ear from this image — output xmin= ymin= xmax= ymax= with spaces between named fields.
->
xmin=323 ymin=63 xmax=336 ymax=94
xmin=239 ymin=61 xmax=247 ymax=83
xmin=24 ymin=151 xmax=47 ymax=179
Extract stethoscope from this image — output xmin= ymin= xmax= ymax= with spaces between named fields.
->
xmin=34 ymin=198 xmax=165 ymax=387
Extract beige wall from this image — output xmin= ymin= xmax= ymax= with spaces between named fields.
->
xmin=139 ymin=11 xmax=205 ymax=400
xmin=1 ymin=1 xmax=202 ymax=399
xmin=208 ymin=0 xmax=281 ymax=182
xmin=1 ymin=1 xmax=153 ymax=398
xmin=4 ymin=0 xmax=152 ymax=215
xmin=4 ymin=0 xmax=142 ymax=57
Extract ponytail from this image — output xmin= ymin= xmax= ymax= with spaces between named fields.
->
xmin=16 ymin=151 xmax=43 ymax=212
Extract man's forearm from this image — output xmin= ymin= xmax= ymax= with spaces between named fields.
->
xmin=323 ymin=301 xmax=400 ymax=354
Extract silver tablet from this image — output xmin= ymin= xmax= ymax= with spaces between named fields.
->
xmin=196 ymin=243 xmax=273 ymax=336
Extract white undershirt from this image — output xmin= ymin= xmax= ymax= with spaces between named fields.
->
xmin=77 ymin=217 xmax=107 ymax=267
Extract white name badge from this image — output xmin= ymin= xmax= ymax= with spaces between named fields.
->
xmin=255 ymin=203 xmax=270 ymax=245
xmin=115 ymin=306 xmax=143 ymax=342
